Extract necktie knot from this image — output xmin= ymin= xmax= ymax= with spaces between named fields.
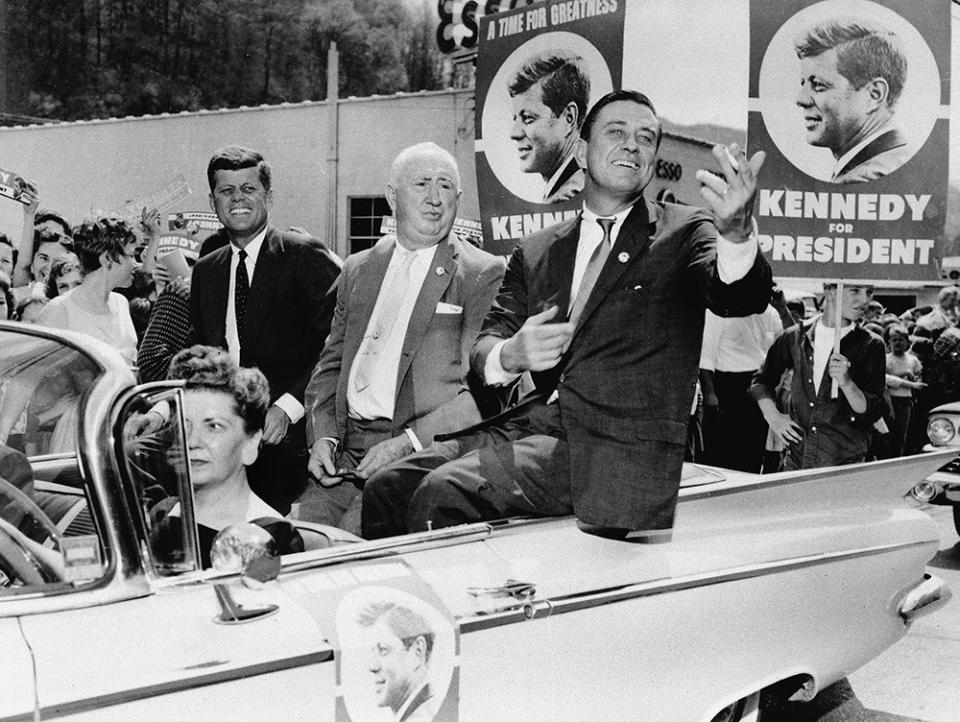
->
xmin=238 ymin=248 xmax=247 ymax=262
xmin=597 ymin=217 xmax=615 ymax=245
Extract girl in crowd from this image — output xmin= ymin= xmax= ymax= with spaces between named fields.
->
xmin=37 ymin=214 xmax=140 ymax=365
xmin=43 ymin=253 xmax=83 ymax=299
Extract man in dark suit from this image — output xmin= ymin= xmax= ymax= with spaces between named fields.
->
xmin=300 ymin=143 xmax=505 ymax=533
xmin=362 ymin=90 xmax=772 ymax=539
xmin=189 ymin=146 xmax=340 ymax=513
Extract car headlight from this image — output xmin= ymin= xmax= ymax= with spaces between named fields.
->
xmin=927 ymin=417 xmax=956 ymax=446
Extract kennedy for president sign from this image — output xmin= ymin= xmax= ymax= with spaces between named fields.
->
xmin=748 ymin=0 xmax=951 ymax=282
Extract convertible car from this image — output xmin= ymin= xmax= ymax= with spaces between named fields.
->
xmin=0 ymin=321 xmax=953 ymax=722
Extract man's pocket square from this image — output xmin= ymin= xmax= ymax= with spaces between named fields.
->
xmin=436 ymin=302 xmax=463 ymax=314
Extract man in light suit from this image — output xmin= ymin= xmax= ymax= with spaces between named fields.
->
xmin=794 ymin=17 xmax=911 ymax=184
xmin=189 ymin=146 xmax=340 ymax=513
xmin=362 ymin=90 xmax=771 ymax=539
xmin=299 ymin=143 xmax=505 ymax=532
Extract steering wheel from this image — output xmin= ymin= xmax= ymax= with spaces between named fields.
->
xmin=0 ymin=529 xmax=45 ymax=586
xmin=0 ymin=517 xmax=66 ymax=586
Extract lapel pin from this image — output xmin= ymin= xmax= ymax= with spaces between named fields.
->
xmin=435 ymin=266 xmax=445 ymax=276
xmin=618 ymin=252 xmax=630 ymax=263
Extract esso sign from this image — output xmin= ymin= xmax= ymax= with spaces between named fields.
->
xmin=436 ymin=0 xmax=536 ymax=53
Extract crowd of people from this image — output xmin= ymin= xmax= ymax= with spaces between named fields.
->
xmin=1 ymin=87 xmax=958 ymax=556
xmin=692 ymin=281 xmax=960 ymax=477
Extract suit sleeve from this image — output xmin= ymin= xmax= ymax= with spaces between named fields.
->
xmin=408 ymin=255 xmax=507 ymax=445
xmin=284 ymin=240 xmax=340 ymax=404
xmin=683 ymin=212 xmax=772 ymax=318
xmin=304 ymin=257 xmax=352 ymax=446
xmin=470 ymin=244 xmax=528 ymax=378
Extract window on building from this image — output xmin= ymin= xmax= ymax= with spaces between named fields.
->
xmin=349 ymin=196 xmax=391 ymax=255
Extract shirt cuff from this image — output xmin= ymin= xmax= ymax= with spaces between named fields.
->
xmin=716 ymin=219 xmax=759 ymax=284
xmin=484 ymin=339 xmax=522 ymax=386
xmin=404 ymin=427 xmax=423 ymax=452
xmin=274 ymin=393 xmax=304 ymax=424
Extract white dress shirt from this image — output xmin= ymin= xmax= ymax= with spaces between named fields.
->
xmin=345 ymin=240 xmax=438 ymax=448
xmin=225 ymin=228 xmax=302 ymax=423
xmin=699 ymin=305 xmax=782 ymax=373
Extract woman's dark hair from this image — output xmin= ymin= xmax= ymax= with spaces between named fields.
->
xmin=168 ymin=345 xmax=270 ymax=432
xmin=34 ymin=210 xmax=73 ymax=239
xmin=72 ymin=214 xmax=140 ymax=274
xmin=44 ymin=253 xmax=82 ymax=299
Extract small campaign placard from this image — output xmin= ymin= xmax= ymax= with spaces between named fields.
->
xmin=287 ymin=559 xmax=459 ymax=721
xmin=0 ymin=167 xmax=30 ymax=205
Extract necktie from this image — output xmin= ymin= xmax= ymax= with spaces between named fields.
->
xmin=235 ymin=249 xmax=249 ymax=347
xmin=568 ymin=217 xmax=614 ymax=327
xmin=353 ymin=250 xmax=415 ymax=392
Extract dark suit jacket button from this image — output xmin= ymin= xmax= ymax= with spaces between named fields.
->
xmin=559 ymin=373 xmax=565 ymax=383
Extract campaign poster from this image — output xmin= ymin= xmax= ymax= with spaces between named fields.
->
xmin=287 ymin=559 xmax=460 ymax=722
xmin=0 ymin=167 xmax=29 ymax=205
xmin=475 ymin=0 xmax=624 ymax=256
xmin=157 ymin=211 xmax=222 ymax=260
xmin=748 ymin=0 xmax=951 ymax=282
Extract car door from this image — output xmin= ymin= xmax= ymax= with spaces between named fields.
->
xmin=0 ymin=617 xmax=37 ymax=720
xmin=18 ymin=578 xmax=335 ymax=720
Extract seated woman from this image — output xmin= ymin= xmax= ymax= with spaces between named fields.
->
xmin=151 ymin=345 xmax=302 ymax=568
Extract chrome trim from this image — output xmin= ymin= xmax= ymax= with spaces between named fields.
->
xmin=459 ymin=538 xmax=934 ymax=633
xmin=0 ymin=651 xmax=333 ymax=722
xmin=153 ymin=523 xmax=493 ymax=589
xmin=678 ymin=450 xmax=959 ymax=502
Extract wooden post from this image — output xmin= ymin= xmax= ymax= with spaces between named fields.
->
xmin=831 ymin=278 xmax=843 ymax=398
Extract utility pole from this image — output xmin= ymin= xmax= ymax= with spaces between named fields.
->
xmin=326 ymin=41 xmax=340 ymax=256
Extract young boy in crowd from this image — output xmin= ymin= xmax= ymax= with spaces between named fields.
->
xmin=885 ymin=323 xmax=925 ymax=457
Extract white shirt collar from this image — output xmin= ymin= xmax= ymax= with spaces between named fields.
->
xmin=231 ymin=226 xmax=268 ymax=264
xmin=580 ymin=203 xmax=632 ymax=245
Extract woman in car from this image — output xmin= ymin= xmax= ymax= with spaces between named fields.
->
xmin=151 ymin=345 xmax=302 ymax=568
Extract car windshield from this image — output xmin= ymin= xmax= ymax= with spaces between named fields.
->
xmin=0 ymin=328 xmax=108 ymax=594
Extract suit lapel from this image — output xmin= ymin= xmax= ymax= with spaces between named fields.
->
xmin=243 ymin=227 xmax=282 ymax=353
xmin=573 ymin=199 xmax=653 ymax=334
xmin=539 ymin=215 xmax=581 ymax=315
xmin=344 ymin=236 xmax=396 ymax=361
xmin=208 ymin=247 xmax=231 ymax=347
xmin=395 ymin=237 xmax=455 ymax=391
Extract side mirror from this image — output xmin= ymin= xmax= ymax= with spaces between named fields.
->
xmin=211 ymin=522 xmax=281 ymax=586
xmin=209 ymin=523 xmax=280 ymax=625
